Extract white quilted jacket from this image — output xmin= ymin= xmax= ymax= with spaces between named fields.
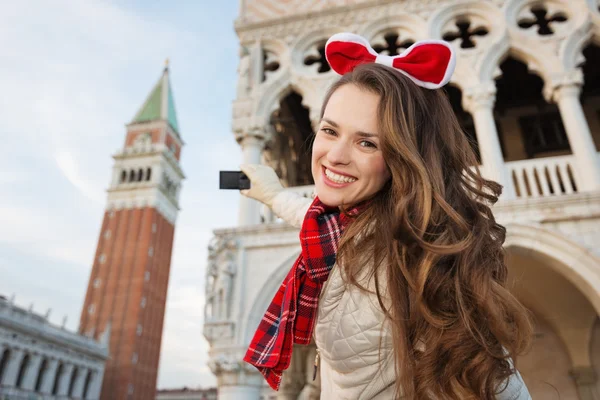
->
xmin=271 ymin=192 xmax=531 ymax=400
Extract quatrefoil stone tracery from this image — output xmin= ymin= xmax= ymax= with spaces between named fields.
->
xmin=371 ymin=31 xmax=416 ymax=56
xmin=442 ymin=17 xmax=490 ymax=49
xmin=517 ymin=3 xmax=568 ymax=36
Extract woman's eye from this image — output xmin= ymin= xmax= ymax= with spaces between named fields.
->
xmin=359 ymin=140 xmax=376 ymax=148
xmin=320 ymin=128 xmax=336 ymax=136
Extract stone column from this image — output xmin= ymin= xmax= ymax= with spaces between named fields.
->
xmin=463 ymin=86 xmax=515 ymax=200
xmin=236 ymin=126 xmax=268 ymax=226
xmin=87 ymin=369 xmax=105 ymax=400
xmin=20 ymin=353 xmax=43 ymax=390
xmin=71 ymin=367 xmax=88 ymax=399
xmin=57 ymin=363 xmax=74 ymax=396
xmin=570 ymin=366 xmax=599 ymax=400
xmin=209 ymin=355 xmax=263 ymax=400
xmin=549 ymin=74 xmax=600 ymax=191
xmin=39 ymin=358 xmax=59 ymax=394
xmin=0 ymin=347 xmax=25 ymax=387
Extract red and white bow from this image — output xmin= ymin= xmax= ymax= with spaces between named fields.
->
xmin=325 ymin=32 xmax=456 ymax=89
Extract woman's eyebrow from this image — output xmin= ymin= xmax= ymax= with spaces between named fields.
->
xmin=321 ymin=117 xmax=379 ymax=138
xmin=321 ymin=117 xmax=339 ymax=127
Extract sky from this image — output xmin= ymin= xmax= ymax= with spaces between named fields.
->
xmin=0 ymin=0 xmax=243 ymax=389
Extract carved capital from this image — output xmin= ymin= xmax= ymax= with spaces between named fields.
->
xmin=462 ymin=84 xmax=497 ymax=113
xmin=234 ymin=125 xmax=270 ymax=145
xmin=208 ymin=353 xmax=242 ymax=374
xmin=545 ymin=69 xmax=584 ymax=102
xmin=203 ymin=320 xmax=235 ymax=344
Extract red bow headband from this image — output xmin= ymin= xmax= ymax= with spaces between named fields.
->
xmin=325 ymin=32 xmax=456 ymax=89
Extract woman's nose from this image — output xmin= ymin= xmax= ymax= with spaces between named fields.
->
xmin=326 ymin=140 xmax=351 ymax=165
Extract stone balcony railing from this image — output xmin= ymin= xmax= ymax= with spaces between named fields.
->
xmin=506 ymin=154 xmax=581 ymax=199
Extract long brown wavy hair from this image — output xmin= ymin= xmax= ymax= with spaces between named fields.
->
xmin=321 ymin=63 xmax=533 ymax=399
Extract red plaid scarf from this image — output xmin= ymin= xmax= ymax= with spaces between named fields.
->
xmin=243 ymin=196 xmax=365 ymax=390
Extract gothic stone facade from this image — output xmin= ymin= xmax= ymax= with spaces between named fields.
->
xmin=204 ymin=1 xmax=600 ymax=399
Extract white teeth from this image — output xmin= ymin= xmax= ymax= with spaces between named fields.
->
xmin=325 ymin=168 xmax=356 ymax=184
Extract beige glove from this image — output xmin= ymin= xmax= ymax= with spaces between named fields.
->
xmin=239 ymin=164 xmax=284 ymax=208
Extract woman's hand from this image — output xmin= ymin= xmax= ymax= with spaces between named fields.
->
xmin=239 ymin=164 xmax=284 ymax=207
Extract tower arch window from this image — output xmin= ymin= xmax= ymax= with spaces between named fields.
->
xmin=137 ymin=168 xmax=144 ymax=182
xmin=148 ymin=247 xmax=154 ymax=257
xmin=146 ymin=167 xmax=152 ymax=181
xmin=129 ymin=169 xmax=136 ymax=182
xmin=120 ymin=170 xmax=127 ymax=183
xmin=144 ymin=271 xmax=150 ymax=281
xmin=136 ymin=324 xmax=143 ymax=336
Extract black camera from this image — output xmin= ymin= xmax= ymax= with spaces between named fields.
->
xmin=219 ymin=171 xmax=251 ymax=190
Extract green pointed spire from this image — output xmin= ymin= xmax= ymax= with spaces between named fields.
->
xmin=131 ymin=62 xmax=180 ymax=135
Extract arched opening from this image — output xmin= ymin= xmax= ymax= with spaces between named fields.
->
xmin=495 ymin=56 xmax=569 ymax=161
xmin=120 ymin=170 xmax=127 ymax=183
xmin=137 ymin=168 xmax=144 ymax=182
xmin=35 ymin=358 xmax=48 ymax=391
xmin=0 ymin=348 xmax=10 ymax=382
xmin=444 ymin=84 xmax=483 ymax=163
xmin=15 ymin=353 xmax=30 ymax=388
xmin=129 ymin=169 xmax=136 ymax=182
xmin=82 ymin=370 xmax=93 ymax=399
xmin=264 ymin=90 xmax=314 ymax=187
xmin=52 ymin=362 xmax=64 ymax=395
xmin=581 ymin=42 xmax=600 ymax=152
xmin=68 ymin=367 xmax=78 ymax=396
xmin=146 ymin=167 xmax=152 ymax=181
xmin=506 ymin=242 xmax=600 ymax=399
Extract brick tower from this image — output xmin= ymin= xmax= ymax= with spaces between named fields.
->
xmin=79 ymin=63 xmax=184 ymax=400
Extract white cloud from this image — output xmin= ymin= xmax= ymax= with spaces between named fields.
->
xmin=0 ymin=0 xmax=241 ymax=390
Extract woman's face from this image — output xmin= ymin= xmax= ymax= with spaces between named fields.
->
xmin=312 ymin=83 xmax=391 ymax=207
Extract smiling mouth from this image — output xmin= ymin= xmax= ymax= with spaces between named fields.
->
xmin=323 ymin=166 xmax=357 ymax=184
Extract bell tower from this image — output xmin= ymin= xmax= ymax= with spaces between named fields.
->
xmin=79 ymin=63 xmax=185 ymax=400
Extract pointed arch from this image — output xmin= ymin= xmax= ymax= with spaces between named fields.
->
xmin=244 ymin=250 xmax=301 ymax=344
xmin=504 ymin=223 xmax=600 ymax=315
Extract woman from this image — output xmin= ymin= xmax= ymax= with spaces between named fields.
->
xmin=241 ymin=33 xmax=533 ymax=399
